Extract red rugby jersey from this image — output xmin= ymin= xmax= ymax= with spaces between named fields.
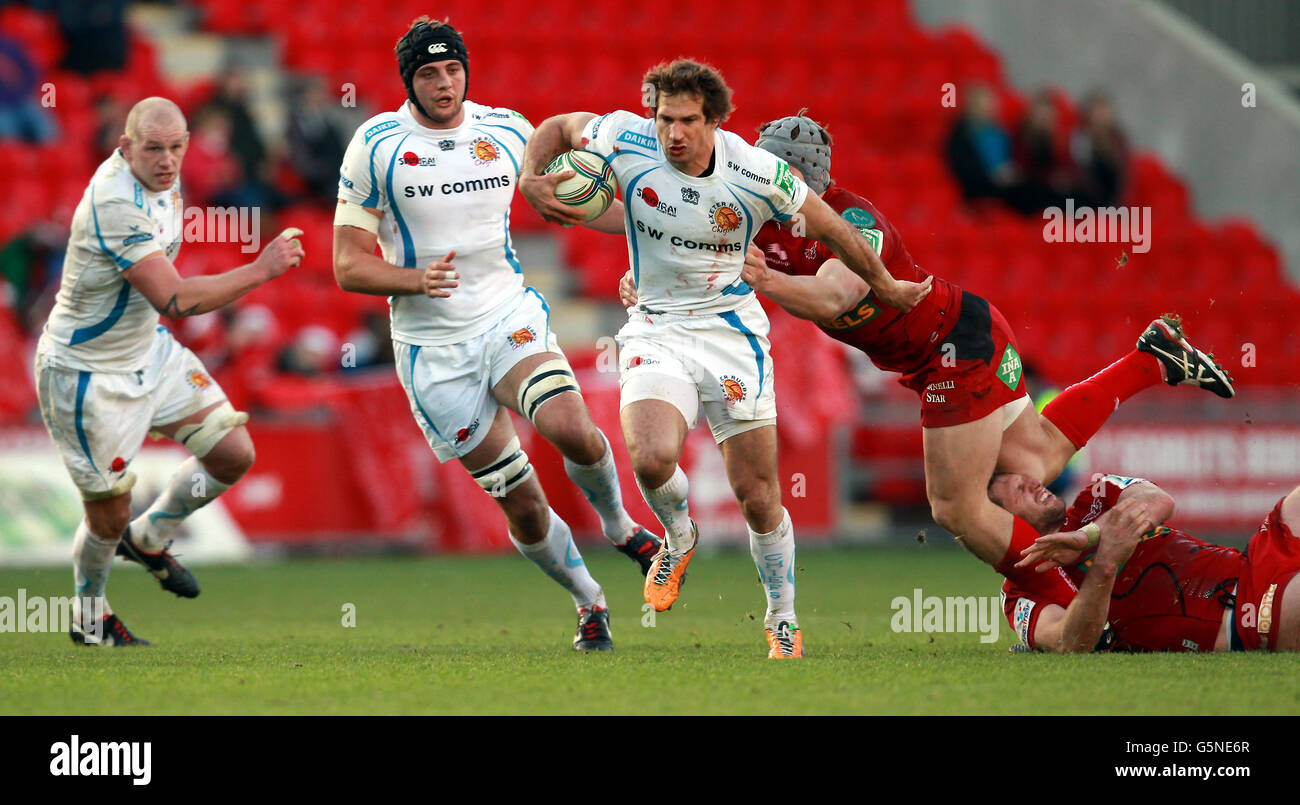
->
xmin=753 ymin=186 xmax=961 ymax=375
xmin=1001 ymin=475 xmax=1245 ymax=652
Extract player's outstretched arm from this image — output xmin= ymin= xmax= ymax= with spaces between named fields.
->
xmin=797 ymin=192 xmax=932 ymax=313
xmin=126 ymin=229 xmax=304 ymax=319
xmin=1032 ymin=499 xmax=1152 ymax=653
xmin=742 ymin=245 xmax=868 ymax=322
xmin=520 ymin=112 xmax=596 ymax=226
xmin=332 ymin=205 xmax=428 ymax=297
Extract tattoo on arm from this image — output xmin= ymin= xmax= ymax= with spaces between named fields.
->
xmin=159 ymin=294 xmax=200 ymax=318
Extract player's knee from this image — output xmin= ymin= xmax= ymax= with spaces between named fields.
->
xmin=499 ymin=483 xmax=549 ymax=539
xmin=631 ymin=451 xmax=676 ymax=489
xmin=732 ymin=474 xmax=780 ymax=521
xmin=545 ymin=415 xmax=602 ymax=464
xmin=206 ymin=433 xmax=255 ymax=483
xmin=85 ymin=502 xmax=130 ymax=542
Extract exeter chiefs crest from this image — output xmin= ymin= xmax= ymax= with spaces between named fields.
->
xmin=469 ymin=137 xmax=500 ymax=165
xmin=709 ymin=202 xmax=743 ymax=233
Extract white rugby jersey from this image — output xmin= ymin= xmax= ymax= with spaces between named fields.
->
xmin=338 ymin=100 xmax=533 ymax=346
xmin=38 ymin=149 xmax=182 ymax=373
xmin=580 ymin=110 xmax=808 ymax=315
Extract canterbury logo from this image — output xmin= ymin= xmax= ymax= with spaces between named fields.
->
xmin=427 ymin=43 xmax=447 ymax=54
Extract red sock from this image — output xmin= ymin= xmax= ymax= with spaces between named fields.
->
xmin=1041 ymin=351 xmax=1160 ymax=450
xmin=995 ymin=515 xmax=1043 ymax=579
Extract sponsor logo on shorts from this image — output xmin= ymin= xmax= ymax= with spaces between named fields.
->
xmin=402 ymin=151 xmax=436 ymax=167
xmin=925 ymin=393 xmax=946 ymax=404
xmin=636 ymin=187 xmax=677 ymax=217
xmin=455 ymin=418 xmax=480 ymax=444
xmin=627 ymin=356 xmax=659 ymax=368
xmin=1259 ymin=583 xmax=1278 ymax=635
xmin=1013 ymin=598 xmax=1035 ymax=646
xmin=709 ymin=202 xmax=743 ymax=233
xmin=681 ymin=187 xmax=700 ymax=205
xmin=720 ymin=375 xmax=747 ymax=404
xmin=110 ymin=457 xmax=127 ymax=473
xmin=508 ymin=327 xmax=537 ymax=348
xmin=997 ymin=344 xmax=1023 ymax=390
xmin=186 ymin=371 xmax=212 ymax=389
xmin=469 ymin=138 xmax=500 ymax=165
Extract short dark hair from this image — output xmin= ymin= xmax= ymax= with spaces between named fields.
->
xmin=642 ymin=59 xmax=733 ymax=122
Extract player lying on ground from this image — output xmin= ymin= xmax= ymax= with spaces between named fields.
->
xmin=332 ymin=18 xmax=661 ymax=652
xmin=634 ymin=111 xmax=1234 ymax=593
xmin=992 ymin=471 xmax=1300 ymax=653
xmin=35 ymin=97 xmax=305 ymax=645
xmin=520 ymin=61 xmax=931 ymax=658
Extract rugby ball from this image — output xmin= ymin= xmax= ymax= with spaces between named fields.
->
xmin=544 ymin=150 xmax=618 ymax=222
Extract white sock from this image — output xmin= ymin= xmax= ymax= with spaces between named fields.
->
xmin=133 ymin=457 xmax=231 ymax=552
xmin=563 ymin=431 xmax=637 ymax=544
xmin=509 ymin=508 xmax=606 ymax=610
xmin=749 ymin=508 xmax=797 ymax=626
xmin=72 ymin=520 xmax=115 ymax=627
xmin=636 ymin=466 xmax=695 ymax=555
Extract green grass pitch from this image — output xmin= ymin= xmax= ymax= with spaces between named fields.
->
xmin=1 ymin=545 xmax=1296 ymax=715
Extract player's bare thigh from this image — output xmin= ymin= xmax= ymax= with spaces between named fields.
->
xmin=1270 ymin=485 xmax=1300 ymax=651
xmin=621 ymin=399 xmax=689 ymax=488
xmin=996 ymin=403 xmax=1077 ymax=485
xmin=492 ymin=350 xmax=603 ymax=463
xmin=718 ymin=424 xmax=782 ymax=532
xmin=152 ymin=401 xmax=254 ymax=485
xmin=922 ymin=408 xmax=1013 ymax=564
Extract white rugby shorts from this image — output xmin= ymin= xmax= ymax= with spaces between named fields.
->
xmin=617 ymin=295 xmax=776 ymax=442
xmin=35 ymin=326 xmax=228 ymax=498
xmin=394 ymin=287 xmax=563 ymax=463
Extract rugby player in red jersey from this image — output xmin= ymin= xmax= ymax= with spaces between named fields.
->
xmin=618 ymin=111 xmax=1235 ymax=591
xmin=992 ymin=471 xmax=1300 ymax=653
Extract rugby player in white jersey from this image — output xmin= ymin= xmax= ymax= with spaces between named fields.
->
xmin=35 ymin=97 xmax=304 ymax=646
xmin=520 ymin=60 xmax=931 ymax=657
xmin=332 ymin=18 xmax=661 ymax=652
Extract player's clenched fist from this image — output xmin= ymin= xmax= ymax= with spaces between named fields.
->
xmin=423 ymin=250 xmax=459 ymax=298
xmin=618 ymin=269 xmax=638 ymax=308
xmin=740 ymin=243 xmax=770 ymax=290
xmin=520 ymin=170 xmax=586 ymax=227
xmin=255 ymin=227 xmax=306 ymax=278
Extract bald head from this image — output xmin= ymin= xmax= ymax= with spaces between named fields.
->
xmin=120 ymin=97 xmax=189 ymax=192
xmin=124 ymin=97 xmax=185 ymax=141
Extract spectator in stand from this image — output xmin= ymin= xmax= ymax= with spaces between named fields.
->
xmin=945 ymin=82 xmax=1016 ymax=205
xmin=1071 ymin=90 xmax=1129 ymax=208
xmin=277 ymin=325 xmax=339 ymax=377
xmin=343 ymin=311 xmax=395 ymax=370
xmin=0 ymin=35 xmax=58 ymax=144
xmin=202 ymin=70 xmax=268 ymax=187
xmin=180 ymin=106 xmax=242 ymax=206
xmin=92 ymin=93 xmax=127 ymax=159
xmin=54 ymin=0 xmax=128 ymax=74
xmin=0 ymin=211 xmax=68 ymax=335
xmin=285 ymin=77 xmax=348 ymax=205
xmin=1012 ymin=90 xmax=1072 ymax=214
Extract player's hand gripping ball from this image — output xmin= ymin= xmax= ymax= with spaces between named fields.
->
xmin=543 ymin=151 xmax=618 ymax=222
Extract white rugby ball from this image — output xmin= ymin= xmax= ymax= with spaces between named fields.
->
xmin=544 ymin=150 xmax=618 ymax=222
